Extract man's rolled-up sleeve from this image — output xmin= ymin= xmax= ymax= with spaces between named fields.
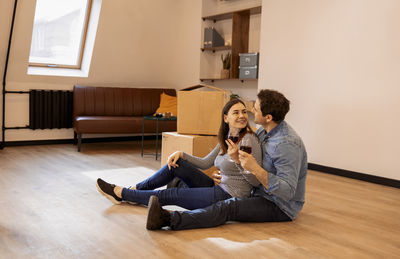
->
xmin=262 ymin=142 xmax=302 ymax=201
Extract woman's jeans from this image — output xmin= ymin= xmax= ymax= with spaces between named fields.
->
xmin=121 ymin=160 xmax=232 ymax=210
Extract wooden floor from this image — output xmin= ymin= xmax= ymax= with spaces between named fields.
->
xmin=0 ymin=141 xmax=399 ymax=258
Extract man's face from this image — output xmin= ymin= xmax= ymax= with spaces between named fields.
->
xmin=253 ymin=99 xmax=265 ymax=125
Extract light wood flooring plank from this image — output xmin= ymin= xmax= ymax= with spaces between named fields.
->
xmin=0 ymin=141 xmax=399 ymax=258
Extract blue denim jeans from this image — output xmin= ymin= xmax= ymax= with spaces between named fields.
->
xmin=121 ymin=160 xmax=232 ymax=210
xmin=170 ymin=196 xmax=291 ymax=230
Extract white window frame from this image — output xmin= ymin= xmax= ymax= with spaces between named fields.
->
xmin=27 ymin=0 xmax=101 ymax=77
xmin=28 ymin=0 xmax=93 ymax=69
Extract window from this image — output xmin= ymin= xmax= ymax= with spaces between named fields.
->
xmin=29 ymin=0 xmax=92 ymax=69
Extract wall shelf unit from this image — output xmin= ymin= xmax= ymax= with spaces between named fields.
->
xmin=202 ymin=6 xmax=262 ymax=22
xmin=200 ymin=5 xmax=261 ymax=80
xmin=201 ymin=46 xmax=231 ymax=52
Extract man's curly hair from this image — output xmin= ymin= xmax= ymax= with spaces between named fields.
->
xmin=257 ymin=89 xmax=290 ymax=122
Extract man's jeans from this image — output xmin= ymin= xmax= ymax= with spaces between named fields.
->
xmin=170 ymin=196 xmax=291 ymax=230
xmin=121 ymin=160 xmax=231 ymax=210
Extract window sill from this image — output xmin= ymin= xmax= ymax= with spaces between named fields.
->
xmin=27 ymin=66 xmax=89 ymax=77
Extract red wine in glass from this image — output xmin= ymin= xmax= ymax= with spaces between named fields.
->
xmin=228 ymin=136 xmax=239 ymax=143
xmin=239 ymin=146 xmax=252 ymax=154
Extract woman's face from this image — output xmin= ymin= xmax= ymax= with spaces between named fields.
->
xmin=224 ymin=102 xmax=248 ymax=130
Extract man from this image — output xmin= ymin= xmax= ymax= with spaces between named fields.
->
xmin=146 ymin=89 xmax=308 ymax=230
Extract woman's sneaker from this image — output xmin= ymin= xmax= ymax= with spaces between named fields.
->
xmin=96 ymin=178 xmax=122 ymax=204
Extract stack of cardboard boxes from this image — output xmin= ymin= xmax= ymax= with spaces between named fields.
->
xmin=161 ymin=85 xmax=230 ymax=177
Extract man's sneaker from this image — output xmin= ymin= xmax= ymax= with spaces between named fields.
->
xmin=96 ymin=178 xmax=122 ymax=204
xmin=146 ymin=195 xmax=171 ymax=230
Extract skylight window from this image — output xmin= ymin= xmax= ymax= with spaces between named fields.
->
xmin=29 ymin=0 xmax=92 ymax=68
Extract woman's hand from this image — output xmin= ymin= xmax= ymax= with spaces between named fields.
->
xmin=225 ymin=139 xmax=240 ymax=163
xmin=167 ymin=151 xmax=183 ymax=170
xmin=212 ymin=170 xmax=222 ymax=185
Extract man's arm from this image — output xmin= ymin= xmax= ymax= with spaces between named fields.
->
xmin=239 ymin=141 xmax=302 ymax=202
xmin=264 ymin=142 xmax=302 ymax=201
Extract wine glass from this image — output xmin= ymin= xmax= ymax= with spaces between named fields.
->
xmin=227 ymin=130 xmax=240 ymax=162
xmin=238 ymin=137 xmax=252 ymax=174
xmin=239 ymin=137 xmax=252 ymax=154
xmin=227 ymin=130 xmax=239 ymax=144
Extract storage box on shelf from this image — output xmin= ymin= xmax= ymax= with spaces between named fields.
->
xmin=239 ymin=66 xmax=258 ymax=79
xmin=161 ymin=132 xmax=218 ymax=177
xmin=239 ymin=52 xmax=259 ymax=79
xmin=239 ymin=52 xmax=259 ymax=67
xmin=177 ymin=85 xmax=230 ymax=135
xmin=203 ymin=27 xmax=225 ymax=48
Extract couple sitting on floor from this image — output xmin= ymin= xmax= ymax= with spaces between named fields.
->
xmin=96 ymin=89 xmax=308 ymax=231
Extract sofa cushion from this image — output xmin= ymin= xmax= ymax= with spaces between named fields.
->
xmin=155 ymin=92 xmax=177 ymax=116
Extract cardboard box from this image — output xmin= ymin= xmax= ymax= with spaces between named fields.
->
xmin=161 ymin=132 xmax=218 ymax=177
xmin=178 ymin=85 xmax=230 ymax=135
xmin=243 ymin=99 xmax=255 ymax=112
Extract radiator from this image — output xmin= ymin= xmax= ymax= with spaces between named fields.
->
xmin=29 ymin=90 xmax=73 ymax=130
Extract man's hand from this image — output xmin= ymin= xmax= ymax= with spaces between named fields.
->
xmin=167 ymin=151 xmax=183 ymax=170
xmin=239 ymin=150 xmax=269 ymax=188
xmin=238 ymin=150 xmax=260 ymax=173
xmin=225 ymin=139 xmax=240 ymax=163
xmin=212 ymin=170 xmax=222 ymax=185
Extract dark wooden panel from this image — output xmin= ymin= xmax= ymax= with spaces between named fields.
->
xmin=231 ymin=10 xmax=250 ymax=78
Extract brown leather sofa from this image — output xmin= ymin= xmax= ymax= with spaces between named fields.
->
xmin=73 ymin=85 xmax=177 ymax=151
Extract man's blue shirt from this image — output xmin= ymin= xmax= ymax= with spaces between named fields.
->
xmin=254 ymin=121 xmax=308 ymax=219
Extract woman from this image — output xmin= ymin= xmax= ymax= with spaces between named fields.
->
xmin=96 ymin=99 xmax=262 ymax=210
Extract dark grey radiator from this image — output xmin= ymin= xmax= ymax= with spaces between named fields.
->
xmin=29 ymin=90 xmax=73 ymax=130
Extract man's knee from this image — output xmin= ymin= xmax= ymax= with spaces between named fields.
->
xmin=208 ymin=197 xmax=241 ymax=219
xmin=218 ymin=197 xmax=270 ymax=221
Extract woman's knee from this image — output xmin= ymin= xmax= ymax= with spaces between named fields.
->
xmin=176 ymin=159 xmax=190 ymax=167
xmin=173 ymin=160 xmax=193 ymax=175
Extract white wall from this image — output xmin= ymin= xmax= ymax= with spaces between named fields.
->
xmin=0 ymin=0 xmax=201 ymax=141
xmin=202 ymin=0 xmax=262 ymax=16
xmin=259 ymin=0 xmax=400 ymax=180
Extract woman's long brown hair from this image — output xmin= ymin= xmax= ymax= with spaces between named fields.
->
xmin=218 ymin=98 xmax=253 ymax=154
